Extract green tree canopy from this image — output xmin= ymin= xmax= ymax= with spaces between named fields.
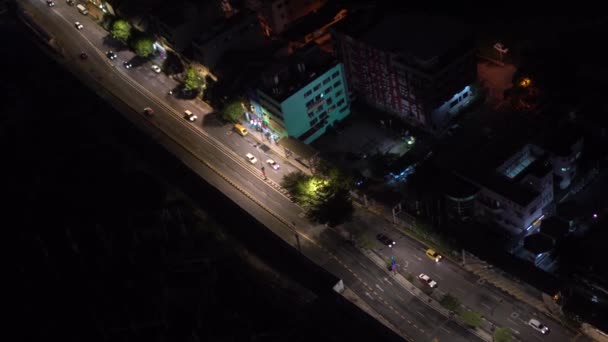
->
xmin=162 ymin=51 xmax=184 ymax=75
xmin=221 ymin=99 xmax=245 ymax=123
xmin=111 ymin=19 xmax=131 ymax=43
xmin=460 ymin=310 xmax=482 ymax=328
xmin=493 ymin=327 xmax=511 ymax=342
xmin=183 ymin=68 xmax=202 ymax=92
xmin=281 ymin=172 xmax=353 ymax=226
xmin=439 ymin=293 xmax=461 ymax=313
xmin=133 ymin=36 xmax=155 ymax=58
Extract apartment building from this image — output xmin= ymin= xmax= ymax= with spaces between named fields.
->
xmin=192 ymin=9 xmax=266 ymax=70
xmin=470 ymin=143 xmax=554 ymax=236
xmin=331 ymin=9 xmax=478 ymax=133
xmin=248 ymin=45 xmax=350 ymax=144
xmin=150 ymin=0 xmax=224 ymax=51
xmin=244 ymin=0 xmax=328 ymax=35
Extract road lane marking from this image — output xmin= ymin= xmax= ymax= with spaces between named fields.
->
xmin=532 ymin=334 xmax=544 ymax=341
xmin=375 ymin=284 xmax=384 ymax=292
xmin=415 ymin=311 xmax=425 ymax=318
xmin=508 ymin=318 xmax=519 ymax=326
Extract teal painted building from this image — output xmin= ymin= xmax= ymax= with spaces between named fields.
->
xmin=249 ymin=46 xmax=351 ymax=144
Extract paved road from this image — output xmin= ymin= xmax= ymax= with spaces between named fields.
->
xmin=21 ymin=1 xmax=584 ymax=341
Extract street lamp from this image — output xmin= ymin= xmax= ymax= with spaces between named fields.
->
xmin=493 ymin=42 xmax=509 ymax=63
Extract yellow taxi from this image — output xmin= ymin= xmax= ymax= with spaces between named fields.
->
xmin=426 ymin=249 xmax=442 ymax=263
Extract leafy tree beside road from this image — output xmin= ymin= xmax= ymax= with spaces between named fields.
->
xmin=221 ymin=99 xmax=245 ymax=123
xmin=132 ymin=36 xmax=155 ymax=58
xmin=460 ymin=310 xmax=482 ymax=328
xmin=281 ymin=167 xmax=354 ymax=227
xmin=110 ymin=19 xmax=131 ymax=43
xmin=183 ymin=67 xmax=203 ymax=93
xmin=493 ymin=327 xmax=511 ymax=342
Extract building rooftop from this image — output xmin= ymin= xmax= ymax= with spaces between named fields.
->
xmin=193 ymin=8 xmax=258 ymax=46
xmin=332 ymin=8 xmax=473 ymax=69
xmin=538 ymin=123 xmax=583 ymax=157
xmin=524 ymin=233 xmax=554 ymax=255
xmin=540 ymin=217 xmax=569 ymax=240
xmin=360 ymin=13 xmax=472 ymax=61
xmin=257 ymin=44 xmax=338 ymax=103
xmin=444 ymin=171 xmax=478 ymax=200
xmin=282 ymin=2 xmax=345 ymax=42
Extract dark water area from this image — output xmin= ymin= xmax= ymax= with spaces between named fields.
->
xmin=3 ymin=14 xmax=390 ymax=342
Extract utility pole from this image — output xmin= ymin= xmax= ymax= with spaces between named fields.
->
xmin=392 ymin=202 xmax=402 ymax=224
xmin=292 ymin=221 xmax=301 ymax=253
xmin=493 ymin=42 xmax=509 ymax=64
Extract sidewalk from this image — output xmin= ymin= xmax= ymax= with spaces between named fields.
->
xmin=237 ymin=118 xmax=313 ymax=176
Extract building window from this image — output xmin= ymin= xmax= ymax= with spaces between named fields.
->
xmin=327 ymin=105 xmax=335 ymax=112
xmin=305 ymin=99 xmax=314 ymax=107
xmin=326 ymin=97 xmax=333 ymax=105
xmin=449 ymin=99 xmax=458 ymax=108
xmin=310 ymin=118 xmax=318 ymax=126
xmin=337 ymin=98 xmax=345 ymax=107
xmin=333 ymin=81 xmax=342 ymax=88
xmin=324 ymin=86 xmax=332 ymax=93
xmin=335 ymin=90 xmax=342 ymax=97
xmin=332 ymin=71 xmax=339 ymax=79
xmin=340 ymin=106 xmax=348 ymax=113
xmin=323 ymin=77 xmax=331 ymax=85
xmin=304 ymin=90 xmax=312 ymax=97
xmin=313 ymin=84 xmax=321 ymax=91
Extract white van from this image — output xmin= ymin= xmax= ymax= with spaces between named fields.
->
xmin=76 ymin=4 xmax=88 ymax=15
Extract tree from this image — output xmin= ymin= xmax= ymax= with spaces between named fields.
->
xmin=493 ymin=327 xmax=511 ymax=342
xmin=162 ymin=51 xmax=184 ymax=75
xmin=281 ymin=172 xmax=309 ymax=197
xmin=221 ymin=99 xmax=245 ymax=123
xmin=281 ymin=173 xmax=353 ymax=227
xmin=439 ymin=293 xmax=461 ymax=313
xmin=183 ymin=68 xmax=202 ymax=92
xmin=133 ymin=36 xmax=155 ymax=58
xmin=111 ymin=19 xmax=131 ymax=43
xmin=460 ymin=310 xmax=482 ymax=328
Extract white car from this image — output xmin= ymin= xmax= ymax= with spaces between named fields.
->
xmin=246 ymin=153 xmax=257 ymax=164
xmin=151 ymin=64 xmax=161 ymax=73
xmin=184 ymin=110 xmax=197 ymax=122
xmin=528 ymin=318 xmax=549 ymax=334
xmin=74 ymin=21 xmax=84 ymax=30
xmin=47 ymin=0 xmax=55 ymax=6
xmin=418 ymin=273 xmax=438 ymax=288
xmin=266 ymin=159 xmax=280 ymax=170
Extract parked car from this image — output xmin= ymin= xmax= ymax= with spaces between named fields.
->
xmin=151 ymin=64 xmax=161 ymax=73
xmin=143 ymin=107 xmax=154 ymax=116
xmin=106 ymin=51 xmax=117 ymax=60
xmin=74 ymin=21 xmax=83 ymax=30
xmin=123 ymin=61 xmax=133 ymax=69
xmin=66 ymin=0 xmax=74 ymax=5
xmin=266 ymin=159 xmax=280 ymax=170
xmin=47 ymin=0 xmax=55 ymax=7
xmin=79 ymin=52 xmax=88 ymax=60
xmin=528 ymin=318 xmax=549 ymax=334
xmin=246 ymin=153 xmax=257 ymax=164
xmin=184 ymin=110 xmax=197 ymax=122
xmin=376 ymin=233 xmax=396 ymax=248
xmin=425 ymin=249 xmax=442 ymax=263
xmin=418 ymin=273 xmax=438 ymax=288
